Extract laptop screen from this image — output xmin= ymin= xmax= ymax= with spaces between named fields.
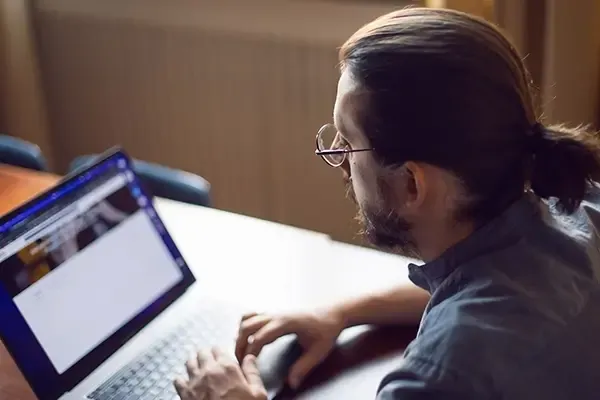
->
xmin=0 ymin=150 xmax=195 ymax=400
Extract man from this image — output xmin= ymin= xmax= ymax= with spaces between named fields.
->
xmin=175 ymin=7 xmax=600 ymax=400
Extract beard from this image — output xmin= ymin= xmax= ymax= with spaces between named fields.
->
xmin=345 ymin=178 xmax=419 ymax=258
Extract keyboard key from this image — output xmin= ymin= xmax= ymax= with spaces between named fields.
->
xmin=129 ymin=377 xmax=141 ymax=386
xmin=158 ymin=364 xmax=169 ymax=373
xmin=156 ymin=379 xmax=170 ymax=389
xmin=149 ymin=372 xmax=161 ymax=382
xmin=155 ymin=395 xmax=178 ymax=400
xmin=131 ymin=361 xmax=144 ymax=373
xmin=115 ymin=387 xmax=132 ymax=396
xmin=140 ymin=379 xmax=152 ymax=390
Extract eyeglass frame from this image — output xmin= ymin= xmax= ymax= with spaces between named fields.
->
xmin=314 ymin=123 xmax=374 ymax=167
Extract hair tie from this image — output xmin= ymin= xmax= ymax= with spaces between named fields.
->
xmin=528 ymin=122 xmax=546 ymax=153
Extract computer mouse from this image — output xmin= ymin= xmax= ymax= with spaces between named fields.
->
xmin=255 ymin=335 xmax=304 ymax=399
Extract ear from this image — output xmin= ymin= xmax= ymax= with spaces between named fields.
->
xmin=379 ymin=161 xmax=428 ymax=214
xmin=402 ymin=161 xmax=427 ymax=211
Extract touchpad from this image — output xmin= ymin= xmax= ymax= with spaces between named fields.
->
xmin=256 ymin=335 xmax=303 ymax=399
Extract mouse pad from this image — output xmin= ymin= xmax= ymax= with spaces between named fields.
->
xmin=256 ymin=335 xmax=304 ymax=399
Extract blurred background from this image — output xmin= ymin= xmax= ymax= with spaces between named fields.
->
xmin=1 ymin=0 xmax=599 ymax=244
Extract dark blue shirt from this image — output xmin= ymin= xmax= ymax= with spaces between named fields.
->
xmin=377 ymin=192 xmax=600 ymax=399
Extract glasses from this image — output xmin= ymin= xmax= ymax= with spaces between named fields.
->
xmin=314 ymin=123 xmax=374 ymax=167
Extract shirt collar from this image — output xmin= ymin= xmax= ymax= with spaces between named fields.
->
xmin=408 ymin=194 xmax=542 ymax=293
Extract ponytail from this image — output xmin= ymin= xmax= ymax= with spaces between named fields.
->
xmin=530 ymin=124 xmax=600 ymax=213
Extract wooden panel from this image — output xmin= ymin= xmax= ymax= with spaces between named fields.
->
xmin=33 ymin=0 xmax=400 ymax=242
xmin=0 ymin=0 xmax=54 ymax=165
xmin=542 ymin=0 xmax=600 ymax=127
xmin=426 ymin=0 xmax=493 ymax=19
xmin=493 ymin=0 xmax=526 ymax=51
xmin=493 ymin=0 xmax=546 ymax=113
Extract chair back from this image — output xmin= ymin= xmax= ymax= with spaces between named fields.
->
xmin=70 ymin=155 xmax=212 ymax=207
xmin=0 ymin=135 xmax=48 ymax=171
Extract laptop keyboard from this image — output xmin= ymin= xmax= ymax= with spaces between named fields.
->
xmin=88 ymin=310 xmax=233 ymax=400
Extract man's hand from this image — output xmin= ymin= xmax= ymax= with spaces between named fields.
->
xmin=174 ymin=347 xmax=267 ymax=400
xmin=236 ymin=311 xmax=344 ymax=389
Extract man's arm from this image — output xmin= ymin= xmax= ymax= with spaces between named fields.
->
xmin=331 ymin=283 xmax=430 ymax=328
xmin=236 ymin=282 xmax=431 ymax=389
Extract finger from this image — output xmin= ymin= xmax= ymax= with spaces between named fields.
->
xmin=288 ymin=343 xmax=330 ymax=389
xmin=174 ymin=378 xmax=188 ymax=399
xmin=241 ymin=312 xmax=258 ymax=322
xmin=211 ymin=347 xmax=231 ymax=363
xmin=197 ymin=349 xmax=214 ymax=369
xmin=238 ymin=315 xmax=271 ymax=340
xmin=242 ymin=354 xmax=265 ymax=389
xmin=246 ymin=320 xmax=294 ymax=357
xmin=235 ymin=315 xmax=271 ymax=361
xmin=185 ymin=356 xmax=199 ymax=378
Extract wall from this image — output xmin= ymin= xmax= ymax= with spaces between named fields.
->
xmin=493 ymin=0 xmax=600 ymax=127
xmin=33 ymin=0 xmax=403 ymax=243
xmin=0 ymin=0 xmax=53 ymax=165
xmin=541 ymin=0 xmax=600 ymax=126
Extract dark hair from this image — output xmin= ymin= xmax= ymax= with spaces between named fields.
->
xmin=339 ymin=7 xmax=600 ymax=223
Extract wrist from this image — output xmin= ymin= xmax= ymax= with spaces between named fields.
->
xmin=327 ymin=301 xmax=353 ymax=330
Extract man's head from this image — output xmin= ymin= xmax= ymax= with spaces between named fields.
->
xmin=325 ymin=8 xmax=600 ymax=259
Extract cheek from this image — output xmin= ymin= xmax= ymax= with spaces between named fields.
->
xmin=350 ymin=161 xmax=381 ymax=208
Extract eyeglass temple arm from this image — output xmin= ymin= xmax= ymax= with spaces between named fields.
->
xmin=315 ymin=148 xmax=373 ymax=155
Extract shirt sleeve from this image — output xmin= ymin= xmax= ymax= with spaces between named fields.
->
xmin=376 ymin=356 xmax=479 ymax=400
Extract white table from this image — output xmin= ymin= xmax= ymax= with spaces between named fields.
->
xmin=156 ymin=199 xmax=412 ymax=311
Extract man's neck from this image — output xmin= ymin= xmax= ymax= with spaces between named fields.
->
xmin=415 ymin=219 xmax=475 ymax=262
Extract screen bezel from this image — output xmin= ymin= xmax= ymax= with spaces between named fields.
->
xmin=0 ymin=148 xmax=196 ymax=400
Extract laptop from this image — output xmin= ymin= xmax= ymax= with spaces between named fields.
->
xmin=0 ymin=149 xmax=298 ymax=400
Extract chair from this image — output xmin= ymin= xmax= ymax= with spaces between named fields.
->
xmin=0 ymin=135 xmax=48 ymax=171
xmin=69 ymin=155 xmax=212 ymax=207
